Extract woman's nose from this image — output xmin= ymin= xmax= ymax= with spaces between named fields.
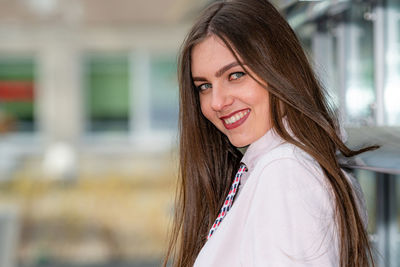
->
xmin=210 ymin=85 xmax=233 ymax=111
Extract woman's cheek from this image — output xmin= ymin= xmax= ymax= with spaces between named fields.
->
xmin=200 ymin=99 xmax=212 ymax=122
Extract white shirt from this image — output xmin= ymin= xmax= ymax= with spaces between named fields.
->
xmin=193 ymin=128 xmax=367 ymax=267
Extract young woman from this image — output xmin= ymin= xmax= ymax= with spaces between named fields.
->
xmin=165 ymin=0 xmax=378 ymax=266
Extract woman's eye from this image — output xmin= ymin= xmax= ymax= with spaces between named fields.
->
xmin=197 ymin=83 xmax=212 ymax=91
xmin=229 ymin=72 xmax=245 ymax=81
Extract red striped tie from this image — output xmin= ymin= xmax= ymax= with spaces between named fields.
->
xmin=207 ymin=163 xmax=248 ymax=240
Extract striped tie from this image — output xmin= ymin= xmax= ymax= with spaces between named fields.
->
xmin=207 ymin=163 xmax=248 ymax=240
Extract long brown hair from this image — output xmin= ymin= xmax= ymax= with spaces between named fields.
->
xmin=164 ymin=0 xmax=378 ymax=266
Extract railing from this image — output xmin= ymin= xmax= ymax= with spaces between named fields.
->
xmin=343 ymin=126 xmax=400 ymax=267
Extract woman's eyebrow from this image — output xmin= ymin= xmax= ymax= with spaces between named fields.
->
xmin=215 ymin=62 xmax=240 ymax=77
xmin=192 ymin=76 xmax=207 ymax=82
xmin=192 ymin=61 xmax=240 ymax=82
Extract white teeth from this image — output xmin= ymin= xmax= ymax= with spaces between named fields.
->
xmin=224 ymin=109 xmax=250 ymax=125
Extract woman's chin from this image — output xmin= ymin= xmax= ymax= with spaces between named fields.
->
xmin=228 ymin=138 xmax=250 ymax=148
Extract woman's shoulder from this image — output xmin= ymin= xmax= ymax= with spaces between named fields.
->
xmin=251 ymin=141 xmax=328 ymax=193
xmin=255 ymin=141 xmax=321 ymax=174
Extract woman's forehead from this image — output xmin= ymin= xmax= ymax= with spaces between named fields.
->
xmin=191 ymin=36 xmax=242 ymax=75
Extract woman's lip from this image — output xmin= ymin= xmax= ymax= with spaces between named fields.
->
xmin=219 ymin=108 xmax=249 ymax=120
xmin=221 ymin=109 xmax=250 ymax=130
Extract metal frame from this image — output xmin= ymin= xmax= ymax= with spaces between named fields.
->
xmin=375 ymin=172 xmax=398 ymax=267
xmin=373 ymin=3 xmax=386 ymax=126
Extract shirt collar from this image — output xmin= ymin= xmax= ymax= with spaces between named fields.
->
xmin=240 ymin=127 xmax=285 ymax=172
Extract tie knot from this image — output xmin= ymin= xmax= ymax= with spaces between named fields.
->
xmin=239 ymin=163 xmax=248 ymax=173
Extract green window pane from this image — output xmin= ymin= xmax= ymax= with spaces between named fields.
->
xmin=85 ymin=55 xmax=130 ymax=132
xmin=0 ymin=57 xmax=35 ymax=132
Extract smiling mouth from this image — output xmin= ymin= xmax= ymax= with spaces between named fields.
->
xmin=220 ymin=109 xmax=250 ymax=130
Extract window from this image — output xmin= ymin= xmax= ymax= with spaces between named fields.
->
xmin=84 ymin=54 xmax=130 ymax=133
xmin=344 ymin=3 xmax=375 ymax=126
xmin=149 ymin=55 xmax=178 ymax=130
xmin=384 ymin=0 xmax=400 ymax=125
xmin=83 ymin=51 xmax=179 ymax=143
xmin=355 ymin=169 xmax=377 ymax=234
xmin=0 ymin=57 xmax=35 ymax=133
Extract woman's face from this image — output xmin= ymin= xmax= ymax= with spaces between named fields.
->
xmin=191 ymin=35 xmax=272 ymax=147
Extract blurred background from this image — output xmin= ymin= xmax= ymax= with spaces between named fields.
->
xmin=0 ymin=0 xmax=398 ymax=266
